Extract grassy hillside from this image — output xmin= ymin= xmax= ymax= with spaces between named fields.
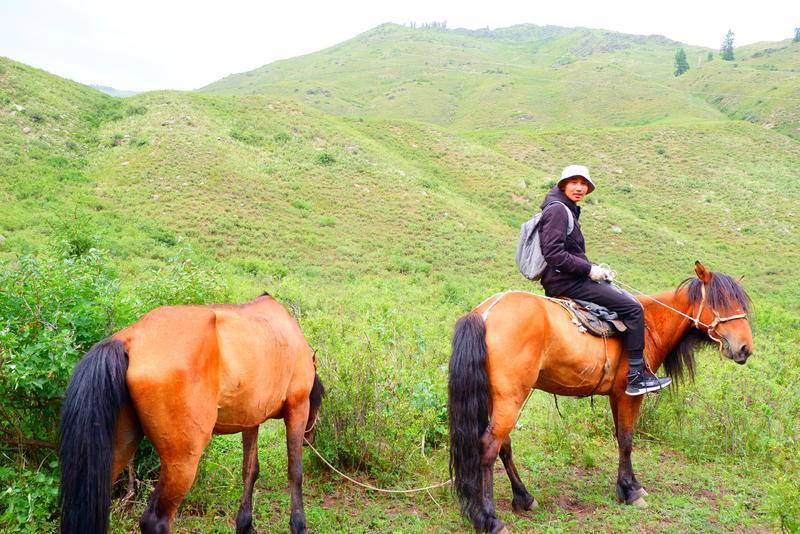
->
xmin=1 ymin=22 xmax=799 ymax=532
xmin=675 ymin=39 xmax=800 ymax=139
xmin=202 ymin=24 xmax=722 ymax=131
xmin=0 ymin=57 xmax=149 ymax=256
xmin=202 ymin=24 xmax=800 ymax=139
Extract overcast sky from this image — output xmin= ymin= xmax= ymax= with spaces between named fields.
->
xmin=1 ymin=0 xmax=798 ymax=91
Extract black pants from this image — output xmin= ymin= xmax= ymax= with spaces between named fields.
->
xmin=544 ymin=278 xmax=644 ymax=365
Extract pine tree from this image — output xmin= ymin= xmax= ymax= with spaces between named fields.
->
xmin=674 ymin=48 xmax=690 ymax=76
xmin=721 ymin=30 xmax=735 ymax=61
xmin=794 ymin=27 xmax=800 ymax=42
xmin=707 ymin=51 xmax=714 ymax=61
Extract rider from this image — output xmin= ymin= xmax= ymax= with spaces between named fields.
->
xmin=537 ymin=164 xmax=672 ymax=396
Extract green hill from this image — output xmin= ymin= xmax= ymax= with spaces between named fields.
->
xmin=202 ymin=23 xmax=800 ymax=138
xmin=201 ymin=23 xmax=723 ymax=130
xmin=675 ymin=38 xmax=800 ymax=138
xmin=1 ymin=22 xmax=799 ymax=532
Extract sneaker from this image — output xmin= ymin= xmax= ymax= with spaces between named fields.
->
xmin=626 ymin=369 xmax=672 ymax=396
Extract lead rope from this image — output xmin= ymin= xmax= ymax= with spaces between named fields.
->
xmin=613 ymin=279 xmax=712 ymax=328
xmin=303 ymin=437 xmax=452 ymax=493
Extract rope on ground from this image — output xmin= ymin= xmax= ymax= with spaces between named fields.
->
xmin=303 ymin=438 xmax=452 ymax=494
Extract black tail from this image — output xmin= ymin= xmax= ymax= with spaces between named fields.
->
xmin=309 ymin=372 xmax=325 ymax=414
xmin=59 ymin=338 xmax=129 ymax=534
xmin=448 ymin=312 xmax=490 ymax=529
xmin=304 ymin=371 xmax=325 ymax=444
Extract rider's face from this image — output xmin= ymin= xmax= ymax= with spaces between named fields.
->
xmin=562 ymin=178 xmax=590 ymax=202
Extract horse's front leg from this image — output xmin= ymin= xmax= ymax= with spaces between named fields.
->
xmin=285 ymin=398 xmax=310 ymax=533
xmin=610 ymin=393 xmax=648 ymax=507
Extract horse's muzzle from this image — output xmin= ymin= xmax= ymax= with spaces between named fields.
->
xmin=731 ymin=344 xmax=751 ymax=365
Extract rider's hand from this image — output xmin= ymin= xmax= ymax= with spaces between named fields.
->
xmin=589 ymin=265 xmax=615 ymax=282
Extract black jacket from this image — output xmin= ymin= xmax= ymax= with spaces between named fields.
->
xmin=538 ymin=187 xmax=592 ymax=295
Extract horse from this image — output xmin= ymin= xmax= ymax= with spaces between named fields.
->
xmin=448 ymin=262 xmax=753 ymax=533
xmin=59 ymin=293 xmax=325 ymax=534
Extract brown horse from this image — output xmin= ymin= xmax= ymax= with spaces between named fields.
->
xmin=59 ymin=293 xmax=324 ymax=534
xmin=448 ymin=262 xmax=753 ymax=532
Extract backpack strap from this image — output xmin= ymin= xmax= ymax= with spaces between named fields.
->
xmin=543 ymin=201 xmax=574 ymax=235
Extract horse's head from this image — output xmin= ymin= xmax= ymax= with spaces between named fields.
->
xmin=690 ymin=261 xmax=753 ymax=364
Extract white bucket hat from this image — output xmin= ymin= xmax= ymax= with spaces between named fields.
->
xmin=557 ymin=164 xmax=595 ymax=193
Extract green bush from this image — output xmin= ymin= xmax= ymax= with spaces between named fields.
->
xmin=0 ymin=248 xmax=118 ymax=531
xmin=0 ymin=462 xmax=60 ymax=528
xmin=230 ymin=128 xmax=263 ymax=145
xmin=0 ymin=249 xmax=118 ymax=450
xmin=296 ymin=296 xmax=448 ymax=483
xmin=128 ymin=254 xmax=230 ymax=312
xmin=316 ymin=152 xmax=336 ymax=165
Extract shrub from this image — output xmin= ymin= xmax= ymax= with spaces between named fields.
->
xmin=316 ymin=152 xmax=336 ymax=165
xmin=129 ymin=254 xmax=229 ymax=312
xmin=0 ymin=248 xmax=118 ymax=454
xmin=304 ymin=303 xmax=447 ymax=480
xmin=0 ymin=462 xmax=60 ymax=529
xmin=27 ymin=110 xmax=46 ymax=123
xmin=230 ymin=128 xmax=263 ymax=145
xmin=125 ymin=105 xmax=147 ymax=116
xmin=51 ymin=216 xmax=99 ymax=258
xmin=232 ymin=257 xmax=289 ymax=280
xmin=389 ymin=256 xmax=431 ymax=275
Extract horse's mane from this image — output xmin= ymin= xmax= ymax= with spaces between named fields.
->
xmin=662 ymin=273 xmax=751 ymax=383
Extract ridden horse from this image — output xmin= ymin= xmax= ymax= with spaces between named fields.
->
xmin=59 ymin=294 xmax=324 ymax=534
xmin=448 ymin=262 xmax=753 ymax=533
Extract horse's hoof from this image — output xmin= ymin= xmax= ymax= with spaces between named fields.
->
xmin=488 ymin=517 xmax=508 ymax=534
xmin=639 ymin=488 xmax=649 ymax=497
xmin=512 ymin=493 xmax=538 ymax=513
xmin=631 ymin=497 xmax=648 ymax=508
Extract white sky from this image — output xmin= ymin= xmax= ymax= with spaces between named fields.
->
xmin=1 ymin=0 xmax=798 ymax=91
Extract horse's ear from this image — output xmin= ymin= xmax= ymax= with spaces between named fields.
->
xmin=694 ymin=261 xmax=712 ymax=283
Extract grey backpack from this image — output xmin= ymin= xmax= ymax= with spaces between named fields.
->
xmin=515 ymin=201 xmax=574 ymax=280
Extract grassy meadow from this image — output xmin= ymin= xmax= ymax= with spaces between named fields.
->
xmin=1 ymin=23 xmax=799 ymax=532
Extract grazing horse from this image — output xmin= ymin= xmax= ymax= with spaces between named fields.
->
xmin=59 ymin=293 xmax=324 ymax=534
xmin=448 ymin=262 xmax=753 ymax=533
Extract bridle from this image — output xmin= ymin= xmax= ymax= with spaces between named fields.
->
xmin=615 ymin=278 xmax=749 ymax=349
xmin=692 ymin=283 xmax=749 ymax=345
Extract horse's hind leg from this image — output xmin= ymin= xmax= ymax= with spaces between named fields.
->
xmin=112 ymin=403 xmax=143 ymax=507
xmin=112 ymin=403 xmax=143 ymax=481
xmin=284 ymin=397 xmax=310 ymax=534
xmin=133 ymin=389 xmax=215 ymax=533
xmin=235 ymin=426 xmax=260 ymax=534
xmin=499 ymin=437 xmax=537 ymax=513
xmin=476 ymin=393 xmax=529 ymax=533
xmin=138 ymin=435 xmax=211 ymax=533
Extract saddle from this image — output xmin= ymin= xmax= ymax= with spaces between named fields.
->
xmin=556 ymin=298 xmax=628 ymax=337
